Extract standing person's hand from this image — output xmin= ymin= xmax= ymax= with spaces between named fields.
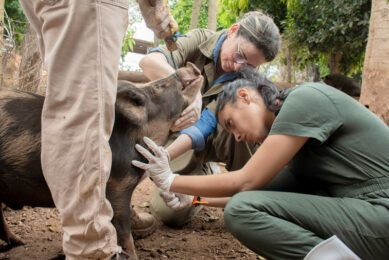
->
xmin=171 ymin=91 xmax=202 ymax=131
xmin=137 ymin=0 xmax=178 ymax=39
xmin=159 ymin=190 xmax=194 ymax=210
xmin=132 ymin=137 xmax=177 ymax=192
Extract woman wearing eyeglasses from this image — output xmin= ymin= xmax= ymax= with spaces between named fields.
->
xmin=139 ymin=11 xmax=281 ymax=227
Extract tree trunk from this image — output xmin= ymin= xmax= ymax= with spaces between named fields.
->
xmin=0 ymin=0 xmax=5 ymax=88
xmin=305 ymin=63 xmax=320 ymax=82
xmin=190 ymin=0 xmax=202 ymax=30
xmin=207 ymin=0 xmax=218 ymax=31
xmin=286 ymin=43 xmax=292 ymax=83
xmin=312 ymin=64 xmax=320 ymax=82
xmin=360 ymin=0 xmax=389 ymax=124
xmin=153 ymin=34 xmax=159 ymax=48
xmin=17 ymin=23 xmax=43 ymax=94
xmin=329 ymin=51 xmax=342 ymax=74
xmin=0 ymin=0 xmax=3 ymax=34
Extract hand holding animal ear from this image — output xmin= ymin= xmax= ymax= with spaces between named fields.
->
xmin=171 ymin=91 xmax=202 ymax=131
xmin=132 ymin=137 xmax=177 ymax=192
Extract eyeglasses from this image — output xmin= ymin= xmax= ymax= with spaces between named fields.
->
xmin=232 ymin=37 xmax=248 ymax=65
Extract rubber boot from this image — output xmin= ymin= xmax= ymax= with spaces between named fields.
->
xmin=130 ymin=208 xmax=157 ymax=239
xmin=304 ymin=235 xmax=361 ymax=260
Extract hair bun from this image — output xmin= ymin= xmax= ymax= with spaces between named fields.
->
xmin=237 ymin=66 xmax=258 ymax=81
xmin=237 ymin=67 xmax=271 ymax=87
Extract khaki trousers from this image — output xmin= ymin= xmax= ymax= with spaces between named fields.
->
xmin=18 ymin=0 xmax=128 ymax=259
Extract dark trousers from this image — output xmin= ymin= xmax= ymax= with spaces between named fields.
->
xmin=224 ymin=168 xmax=389 ymax=260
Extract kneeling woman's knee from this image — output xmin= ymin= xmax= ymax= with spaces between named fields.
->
xmin=224 ymin=191 xmax=263 ymax=236
xmin=224 ymin=191 xmax=278 ymax=255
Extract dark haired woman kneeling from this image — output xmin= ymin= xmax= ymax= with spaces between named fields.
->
xmin=132 ymin=69 xmax=389 ymax=259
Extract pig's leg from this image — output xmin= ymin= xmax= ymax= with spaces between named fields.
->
xmin=0 ymin=205 xmax=24 ymax=246
xmin=106 ymin=180 xmax=138 ymax=259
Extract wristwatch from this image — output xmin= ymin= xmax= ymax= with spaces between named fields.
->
xmin=192 ymin=196 xmax=209 ymax=206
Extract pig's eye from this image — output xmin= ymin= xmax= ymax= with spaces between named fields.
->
xmin=181 ymin=81 xmax=190 ymax=91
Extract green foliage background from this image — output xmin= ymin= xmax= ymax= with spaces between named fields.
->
xmin=170 ymin=0 xmax=224 ymax=33
xmin=4 ymin=0 xmax=27 ymax=50
xmin=3 ymin=0 xmax=137 ymax=61
xmin=3 ymin=0 xmax=375 ymax=78
xmin=285 ymin=0 xmax=371 ymax=74
xmin=217 ymin=0 xmax=371 ymax=76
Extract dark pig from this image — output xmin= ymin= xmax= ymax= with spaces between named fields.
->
xmin=0 ymin=62 xmax=203 ymax=259
xmin=323 ymin=74 xmax=361 ymax=97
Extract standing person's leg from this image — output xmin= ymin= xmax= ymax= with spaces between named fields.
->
xmin=224 ymin=190 xmax=389 ymax=260
xmin=18 ymin=0 xmax=128 ymax=259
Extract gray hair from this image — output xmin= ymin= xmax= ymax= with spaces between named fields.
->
xmin=216 ymin=67 xmax=282 ymax=122
xmin=238 ymin=11 xmax=281 ymax=62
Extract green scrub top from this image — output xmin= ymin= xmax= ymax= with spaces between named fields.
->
xmin=270 ymin=82 xmax=389 ymax=199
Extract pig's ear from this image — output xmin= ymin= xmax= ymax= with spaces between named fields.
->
xmin=116 ymin=83 xmax=147 ymax=126
xmin=185 ymin=62 xmax=201 ymax=76
xmin=120 ymin=87 xmax=146 ymax=106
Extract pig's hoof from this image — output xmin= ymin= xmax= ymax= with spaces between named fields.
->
xmin=121 ymin=234 xmax=138 ymax=260
xmin=112 ymin=251 xmax=136 ymax=260
xmin=9 ymin=235 xmax=25 ymax=247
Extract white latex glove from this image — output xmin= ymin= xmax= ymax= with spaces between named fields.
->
xmin=159 ymin=190 xmax=194 ymax=211
xmin=132 ymin=137 xmax=177 ymax=191
xmin=137 ymin=0 xmax=178 ymax=39
xmin=171 ymin=91 xmax=202 ymax=131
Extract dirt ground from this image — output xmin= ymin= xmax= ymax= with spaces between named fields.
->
xmin=0 ymin=178 xmax=258 ymax=260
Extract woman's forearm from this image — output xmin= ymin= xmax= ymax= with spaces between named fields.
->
xmin=170 ymin=171 xmax=247 ymax=198
xmin=166 ymin=134 xmax=193 ymax=161
xmin=202 ymin=197 xmax=230 ymax=208
xmin=139 ymin=52 xmax=175 ymax=81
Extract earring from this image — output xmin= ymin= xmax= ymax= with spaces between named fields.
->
xmin=238 ymin=89 xmax=246 ymax=96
